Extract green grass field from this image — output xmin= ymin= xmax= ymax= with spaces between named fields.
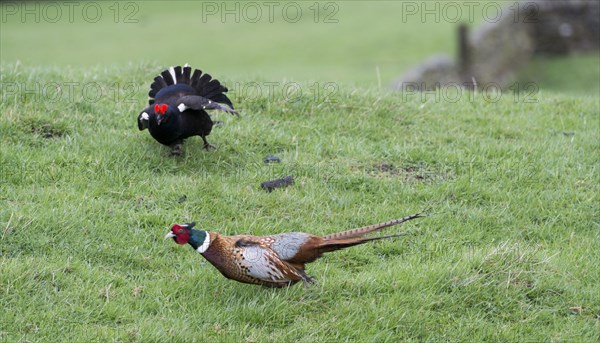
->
xmin=1 ymin=1 xmax=600 ymax=342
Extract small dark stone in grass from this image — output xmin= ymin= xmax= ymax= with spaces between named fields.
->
xmin=264 ymin=155 xmax=281 ymax=163
xmin=178 ymin=195 xmax=187 ymax=203
xmin=31 ymin=124 xmax=64 ymax=139
xmin=379 ymin=163 xmax=395 ymax=173
xmin=261 ymin=176 xmax=294 ymax=192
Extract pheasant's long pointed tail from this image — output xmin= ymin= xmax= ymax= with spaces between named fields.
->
xmin=322 ymin=208 xmax=430 ymax=240
xmin=317 ymin=233 xmax=411 ymax=254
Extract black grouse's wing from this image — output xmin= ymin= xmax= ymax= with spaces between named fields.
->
xmin=177 ymin=95 xmax=238 ymax=116
xmin=154 ymin=84 xmax=197 ymax=105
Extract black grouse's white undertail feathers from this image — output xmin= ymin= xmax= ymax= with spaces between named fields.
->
xmin=137 ymin=64 xmax=238 ymax=155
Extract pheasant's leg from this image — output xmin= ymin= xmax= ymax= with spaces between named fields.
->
xmin=298 ymin=270 xmax=316 ymax=288
xmin=201 ymin=136 xmax=216 ymax=150
xmin=170 ymin=141 xmax=183 ymax=156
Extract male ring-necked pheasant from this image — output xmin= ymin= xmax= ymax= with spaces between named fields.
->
xmin=164 ymin=210 xmax=428 ymax=288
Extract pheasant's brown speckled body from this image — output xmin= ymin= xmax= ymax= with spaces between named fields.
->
xmin=200 ymin=232 xmax=315 ymax=287
xmin=165 ymin=210 xmax=428 ymax=288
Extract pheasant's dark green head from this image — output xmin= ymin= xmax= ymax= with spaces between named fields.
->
xmin=165 ymin=222 xmax=211 ymax=252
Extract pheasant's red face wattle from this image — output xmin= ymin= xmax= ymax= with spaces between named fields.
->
xmin=171 ymin=224 xmax=191 ymax=245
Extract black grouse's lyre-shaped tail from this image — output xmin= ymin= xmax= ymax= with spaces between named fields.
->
xmin=148 ymin=64 xmax=234 ymax=109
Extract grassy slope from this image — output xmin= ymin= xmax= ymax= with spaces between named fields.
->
xmin=0 ymin=1 xmax=471 ymax=84
xmin=517 ymin=54 xmax=600 ymax=96
xmin=0 ymin=64 xmax=598 ymax=342
xmin=3 ymin=1 xmax=599 ymax=93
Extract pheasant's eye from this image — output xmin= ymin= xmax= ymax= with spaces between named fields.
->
xmin=177 ymin=228 xmax=185 ymax=234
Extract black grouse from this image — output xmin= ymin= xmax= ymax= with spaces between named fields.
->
xmin=137 ymin=65 xmax=237 ymax=155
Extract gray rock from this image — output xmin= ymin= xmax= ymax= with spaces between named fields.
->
xmin=392 ymin=0 xmax=599 ymax=91
xmin=391 ymin=54 xmax=461 ymax=91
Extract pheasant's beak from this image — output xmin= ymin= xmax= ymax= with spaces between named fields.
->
xmin=156 ymin=115 xmax=164 ymax=126
xmin=164 ymin=232 xmax=176 ymax=240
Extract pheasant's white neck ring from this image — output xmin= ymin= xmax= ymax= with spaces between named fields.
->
xmin=196 ymin=233 xmax=211 ymax=253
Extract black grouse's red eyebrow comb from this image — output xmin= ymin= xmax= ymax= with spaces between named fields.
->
xmin=154 ymin=104 xmax=168 ymax=114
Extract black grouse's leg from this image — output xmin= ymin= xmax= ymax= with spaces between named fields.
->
xmin=170 ymin=140 xmax=183 ymax=156
xmin=201 ymin=136 xmax=216 ymax=150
